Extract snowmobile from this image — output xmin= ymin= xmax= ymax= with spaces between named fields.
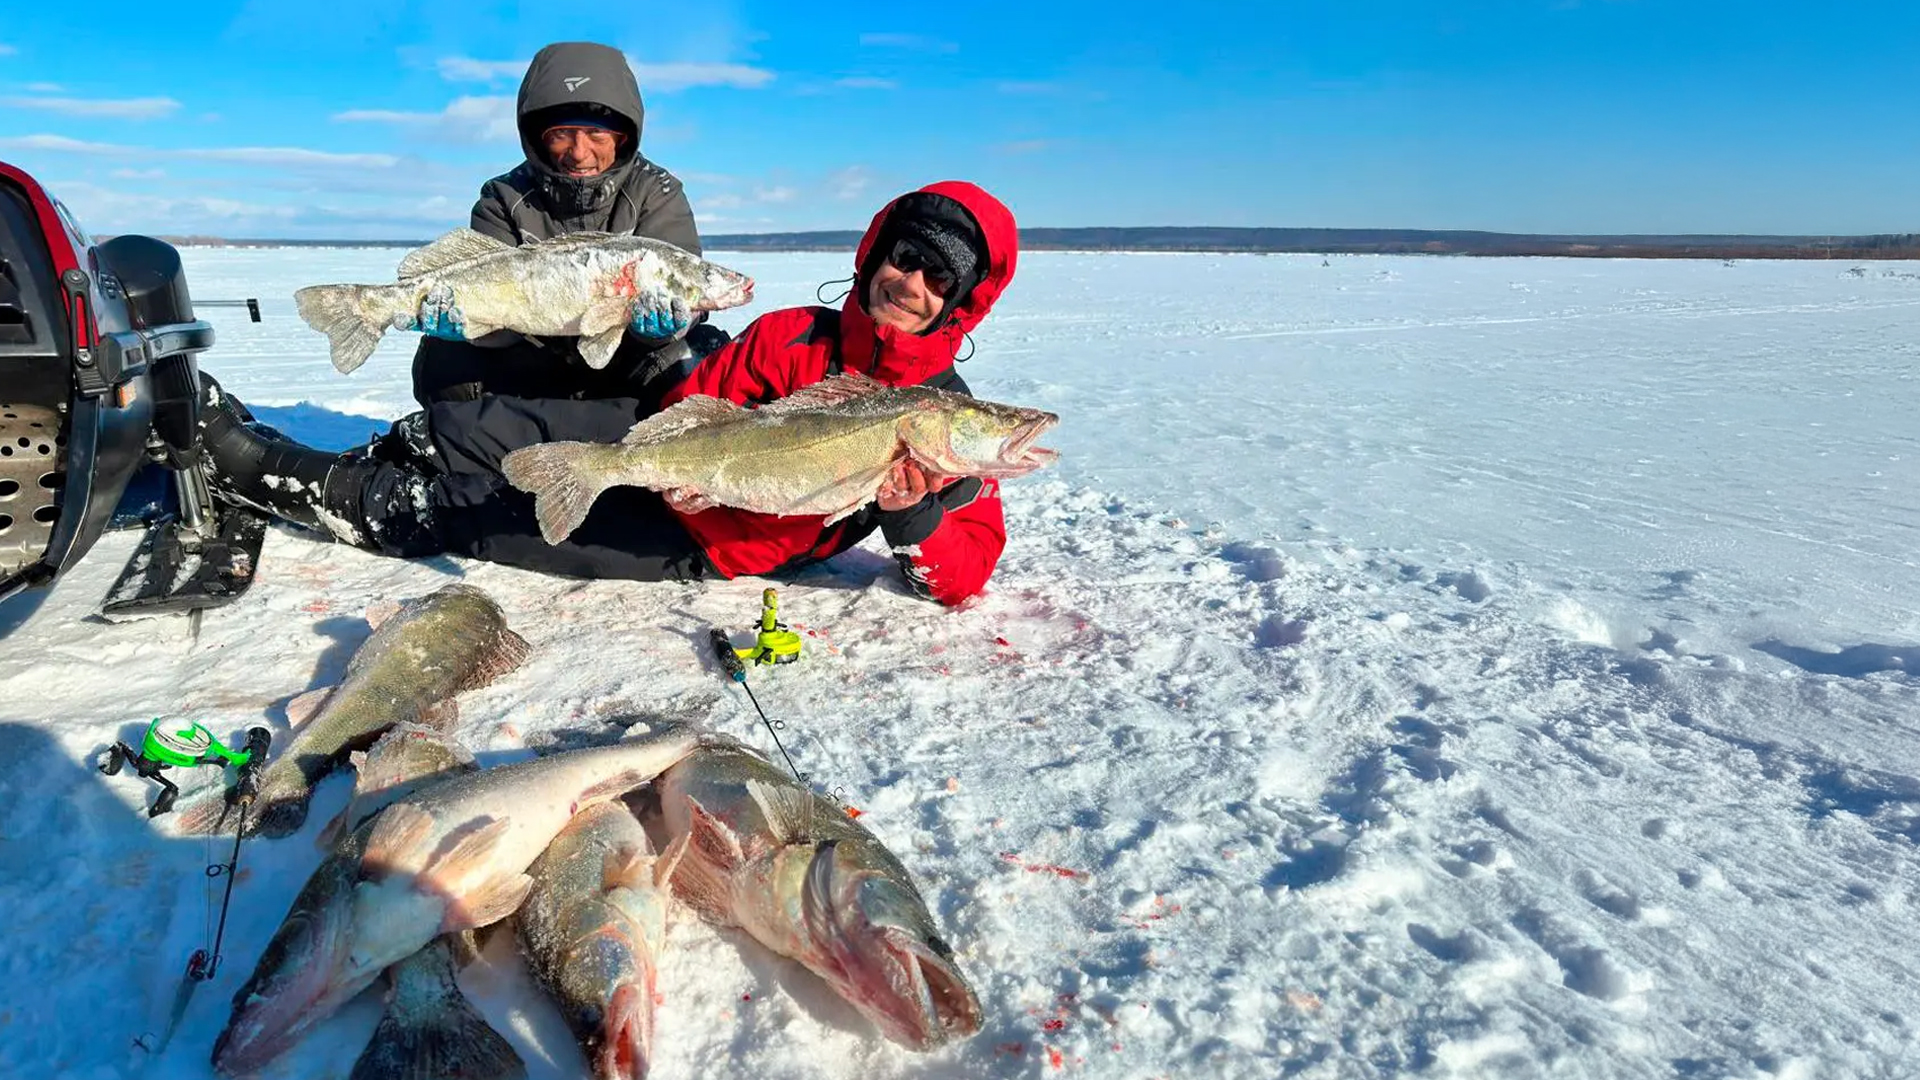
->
xmin=0 ymin=159 xmax=267 ymax=630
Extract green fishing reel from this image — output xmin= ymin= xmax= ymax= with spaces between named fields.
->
xmin=719 ymin=587 xmax=802 ymax=668
xmin=100 ymin=718 xmax=270 ymax=817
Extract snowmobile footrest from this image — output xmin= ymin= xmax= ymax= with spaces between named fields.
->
xmin=100 ymin=506 xmax=268 ymax=617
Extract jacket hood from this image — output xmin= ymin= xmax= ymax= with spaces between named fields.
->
xmin=516 ymin=42 xmax=645 ymax=172
xmin=839 ymin=181 xmax=1019 ymax=383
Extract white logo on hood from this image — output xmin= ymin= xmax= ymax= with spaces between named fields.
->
xmin=563 ymin=76 xmax=591 ymax=92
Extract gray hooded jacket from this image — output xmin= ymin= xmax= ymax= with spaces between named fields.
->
xmin=470 ymin=41 xmax=700 ymax=254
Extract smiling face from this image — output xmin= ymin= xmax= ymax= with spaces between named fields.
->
xmin=543 ymin=124 xmax=624 ymax=178
xmin=866 ymin=254 xmax=947 ymax=335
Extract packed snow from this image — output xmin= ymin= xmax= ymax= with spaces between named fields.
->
xmin=1 ymin=250 xmax=1917 ymax=1079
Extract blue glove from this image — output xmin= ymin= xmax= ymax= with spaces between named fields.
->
xmin=407 ymin=284 xmax=467 ymax=341
xmin=629 ymin=289 xmax=691 ymax=340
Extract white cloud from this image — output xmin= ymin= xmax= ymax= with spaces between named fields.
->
xmin=0 ymin=95 xmax=181 ymax=119
xmin=110 ymin=168 xmax=166 ymax=180
xmin=24 ymin=82 xmax=62 ymax=93
xmin=858 ymin=33 xmax=957 ymax=53
xmin=333 ymin=95 xmax=517 ymax=144
xmin=0 ymin=134 xmax=400 ymax=170
xmin=0 ymin=44 xmax=15 ymax=57
xmin=825 ymin=166 xmax=873 ymax=202
xmin=995 ymin=139 xmax=1053 ymax=154
xmin=188 ymin=146 xmax=399 ymax=169
xmin=834 ymin=77 xmax=898 ymax=90
xmin=436 ymin=56 xmax=527 ymax=81
xmin=632 ymin=62 xmax=774 ymax=91
xmin=754 ymin=185 xmax=798 ymax=204
xmin=435 ymin=55 xmax=774 ymax=92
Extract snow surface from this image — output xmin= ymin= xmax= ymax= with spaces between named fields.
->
xmin=2 ymin=250 xmax=1918 ymax=1079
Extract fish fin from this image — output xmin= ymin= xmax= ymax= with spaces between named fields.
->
xmin=753 ymin=371 xmax=892 ymax=415
xmin=446 ymin=929 xmax=483 ymax=968
xmin=315 ymin=802 xmax=352 ymax=851
xmin=576 ymin=768 xmax=658 ymax=805
xmin=663 ymin=816 xmax=735 ymax=923
xmin=801 ymin=842 xmax=839 ymax=945
xmin=294 ymin=283 xmax=395 ymax=374
xmin=348 ymin=964 xmax=527 ymax=1080
xmin=362 ymin=802 xmax=438 ymax=875
xmin=365 ymin=598 xmax=404 ymax=630
xmin=580 ymin=296 xmax=634 ymax=338
xmin=168 ymin=788 xmax=232 ymax=836
xmin=602 ymin=843 xmax=653 ymax=892
xmin=745 ymin=778 xmax=815 ymax=845
xmin=617 ymin=395 xmax=741 ymax=447
xmin=396 ymin=228 xmax=513 ymax=280
xmin=418 ymin=699 xmax=460 ymax=733
xmin=653 ymin=828 xmax=689 ymax=892
xmin=457 ymin=629 xmax=531 ymax=694
xmin=284 ymin=685 xmax=334 ymax=729
xmin=577 ymin=323 xmax=627 ymax=369
xmin=445 ymin=871 xmax=534 ymax=932
xmin=499 ymin=443 xmax=613 ymax=545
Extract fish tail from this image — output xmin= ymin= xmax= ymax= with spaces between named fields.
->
xmin=500 ymin=443 xmax=614 ymax=545
xmin=294 ymin=283 xmax=400 ymax=374
xmin=349 ymin=959 xmax=527 ymax=1080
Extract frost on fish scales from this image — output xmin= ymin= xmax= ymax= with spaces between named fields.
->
xmin=293 ymin=227 xmax=756 ymax=374
xmin=211 ymin=727 xmax=700 ymax=1077
xmin=501 ymin=372 xmax=1060 ymax=545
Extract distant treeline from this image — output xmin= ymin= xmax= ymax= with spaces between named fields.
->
xmin=142 ymin=227 xmax=1920 ymax=259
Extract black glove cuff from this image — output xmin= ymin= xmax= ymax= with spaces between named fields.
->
xmin=876 ymin=494 xmax=945 ymax=547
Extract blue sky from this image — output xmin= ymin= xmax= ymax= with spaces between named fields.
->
xmin=1 ymin=1 xmax=1916 ymax=239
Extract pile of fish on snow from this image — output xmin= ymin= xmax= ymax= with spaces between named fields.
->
xmin=174 ymin=583 xmax=981 ymax=1080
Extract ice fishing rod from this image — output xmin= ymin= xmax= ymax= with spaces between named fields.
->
xmin=709 ymin=588 xmax=816 ymax=785
xmin=116 ymin=723 xmax=272 ymax=1054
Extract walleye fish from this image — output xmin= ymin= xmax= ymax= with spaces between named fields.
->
xmin=175 ymin=583 xmax=530 ymax=840
xmin=517 ymin=801 xmax=678 ymax=1080
xmin=501 ymin=372 xmax=1059 ymax=545
xmin=656 ymin=735 xmax=983 ymax=1050
xmin=212 ymin=725 xmax=525 ymax=1080
xmin=294 ymin=228 xmax=756 ymax=374
xmin=213 ymin=726 xmax=701 ymax=1077
xmin=337 ymin=727 xmax=528 ymax=1080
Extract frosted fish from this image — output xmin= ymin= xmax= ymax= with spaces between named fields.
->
xmin=211 ymin=726 xmax=700 ymax=1077
xmin=517 ymin=802 xmax=678 ymax=1080
xmin=294 ymin=228 xmax=755 ymax=373
xmin=175 ymin=583 xmax=530 ymax=840
xmin=213 ymin=724 xmax=525 ymax=1080
xmin=500 ymin=372 xmax=1058 ymax=545
xmin=655 ymin=735 xmax=983 ymax=1050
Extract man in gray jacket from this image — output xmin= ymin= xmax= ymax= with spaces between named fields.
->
xmin=409 ymin=40 xmax=717 ymax=408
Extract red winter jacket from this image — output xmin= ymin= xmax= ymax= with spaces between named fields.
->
xmin=661 ymin=181 xmax=1019 ymax=605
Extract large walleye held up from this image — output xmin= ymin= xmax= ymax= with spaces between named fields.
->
xmin=293 ymin=228 xmax=756 ymax=374
xmin=211 ymin=725 xmax=700 ymax=1077
xmin=501 ymin=372 xmax=1059 ymax=545
xmin=655 ymin=735 xmax=984 ymax=1050
xmin=174 ymin=583 xmax=530 ymax=840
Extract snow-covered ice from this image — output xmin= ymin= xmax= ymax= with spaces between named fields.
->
xmin=1 ymin=250 xmax=1917 ymax=1078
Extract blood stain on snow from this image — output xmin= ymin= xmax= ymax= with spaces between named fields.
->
xmin=1000 ymin=852 xmax=1090 ymax=879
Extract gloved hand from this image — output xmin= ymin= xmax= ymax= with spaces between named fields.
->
xmin=629 ymin=289 xmax=692 ymax=340
xmin=406 ymin=285 xmax=467 ymax=341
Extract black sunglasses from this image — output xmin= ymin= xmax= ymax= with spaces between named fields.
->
xmin=886 ymin=238 xmax=958 ymax=296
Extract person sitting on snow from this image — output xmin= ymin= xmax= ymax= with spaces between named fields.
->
xmin=408 ymin=39 xmax=724 ymax=409
xmin=196 ymin=182 xmax=1021 ymax=606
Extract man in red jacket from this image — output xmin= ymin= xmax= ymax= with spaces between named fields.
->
xmin=195 ymin=181 xmax=1023 ymax=606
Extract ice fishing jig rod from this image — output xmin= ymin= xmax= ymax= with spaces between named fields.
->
xmin=709 ymin=588 xmax=826 ymax=786
xmin=119 ymin=723 xmax=272 ymax=1054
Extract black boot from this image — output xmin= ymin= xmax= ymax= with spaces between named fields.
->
xmin=197 ymin=375 xmax=384 ymax=547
